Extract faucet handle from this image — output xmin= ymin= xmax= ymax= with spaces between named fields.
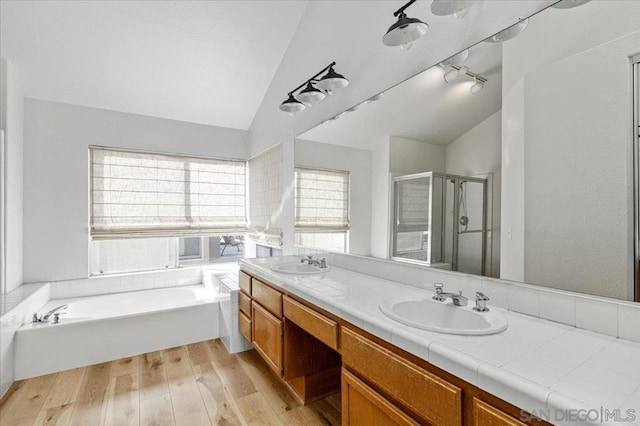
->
xmin=475 ymin=291 xmax=489 ymax=301
xmin=434 ymin=283 xmax=444 ymax=293
xmin=474 ymin=292 xmax=490 ymax=312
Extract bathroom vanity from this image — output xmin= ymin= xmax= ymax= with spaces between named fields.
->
xmin=238 ymin=259 xmax=553 ymax=426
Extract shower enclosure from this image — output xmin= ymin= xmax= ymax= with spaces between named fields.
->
xmin=391 ymin=172 xmax=488 ymax=276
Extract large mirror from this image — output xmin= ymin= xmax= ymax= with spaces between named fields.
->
xmin=295 ymin=1 xmax=640 ymax=302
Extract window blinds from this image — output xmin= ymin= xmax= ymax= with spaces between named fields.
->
xmin=90 ymin=148 xmax=247 ymax=239
xmin=248 ymin=145 xmax=282 ymax=244
xmin=295 ymin=167 xmax=349 ymax=232
xmin=396 ymin=177 xmax=430 ymax=232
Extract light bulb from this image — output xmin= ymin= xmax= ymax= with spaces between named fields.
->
xmin=453 ymin=6 xmax=466 ymax=19
xmin=399 ymin=30 xmax=413 ymax=51
xmin=470 ymin=79 xmax=484 ymax=94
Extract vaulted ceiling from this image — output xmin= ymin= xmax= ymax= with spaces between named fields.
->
xmin=0 ymin=1 xmax=307 ymax=130
xmin=1 ymin=0 xmax=552 ymax=139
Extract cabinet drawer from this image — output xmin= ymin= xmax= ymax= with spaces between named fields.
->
xmin=283 ymin=296 xmax=338 ymax=350
xmin=252 ymin=279 xmax=283 ymax=318
xmin=252 ymin=302 xmax=283 ymax=376
xmin=239 ymin=271 xmax=252 ymax=295
xmin=341 ymin=327 xmax=462 ymax=426
xmin=474 ymin=398 xmax=527 ymax=426
xmin=239 ymin=311 xmax=251 ymax=342
xmin=239 ymin=290 xmax=251 ymax=317
xmin=342 ymin=368 xmax=419 ymax=426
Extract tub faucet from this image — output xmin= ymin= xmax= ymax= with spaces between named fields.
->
xmin=33 ymin=304 xmax=68 ymax=324
xmin=432 ymin=283 xmax=468 ymax=307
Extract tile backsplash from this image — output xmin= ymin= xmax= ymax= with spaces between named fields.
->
xmin=322 ymin=252 xmax=640 ymax=343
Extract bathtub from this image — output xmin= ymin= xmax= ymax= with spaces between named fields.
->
xmin=14 ymin=285 xmax=220 ymax=379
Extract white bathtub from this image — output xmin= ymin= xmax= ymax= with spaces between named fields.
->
xmin=14 ymin=285 xmax=220 ymax=379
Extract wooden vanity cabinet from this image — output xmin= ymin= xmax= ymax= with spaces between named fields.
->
xmin=238 ymin=291 xmax=252 ymax=341
xmin=252 ymin=301 xmax=283 ymax=376
xmin=342 ymin=327 xmax=462 ymax=426
xmin=239 ymin=269 xmax=549 ymax=426
xmin=342 ymin=368 xmax=419 ymax=426
xmin=473 ymin=398 xmax=527 ymax=426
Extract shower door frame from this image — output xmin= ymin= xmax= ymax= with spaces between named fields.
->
xmin=633 ymin=55 xmax=640 ymax=302
xmin=391 ymin=171 xmax=488 ymax=275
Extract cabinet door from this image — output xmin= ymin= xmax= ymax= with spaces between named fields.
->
xmin=239 ymin=311 xmax=251 ymax=342
xmin=342 ymin=327 xmax=462 ymax=426
xmin=252 ymin=302 xmax=283 ymax=376
xmin=474 ymin=398 xmax=527 ymax=426
xmin=342 ymin=369 xmax=419 ymax=426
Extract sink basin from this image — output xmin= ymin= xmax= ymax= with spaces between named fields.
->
xmin=271 ymin=263 xmax=331 ymax=275
xmin=380 ymin=297 xmax=507 ymax=335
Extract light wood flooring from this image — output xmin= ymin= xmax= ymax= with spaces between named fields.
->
xmin=0 ymin=339 xmax=341 ymax=426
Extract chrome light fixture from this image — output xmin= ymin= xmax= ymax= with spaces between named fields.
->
xmin=383 ymin=0 xmax=429 ymax=50
xmin=279 ymin=62 xmax=349 ymax=114
xmin=443 ymin=65 xmax=487 ymax=94
xmin=444 ymin=65 xmax=469 ymax=83
xmin=485 ymin=19 xmax=529 ymax=43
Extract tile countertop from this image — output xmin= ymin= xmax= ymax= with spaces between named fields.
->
xmin=240 ymin=257 xmax=640 ymax=426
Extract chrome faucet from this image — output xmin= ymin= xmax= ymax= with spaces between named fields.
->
xmin=300 ymin=255 xmax=327 ymax=268
xmin=33 ymin=304 xmax=68 ymax=324
xmin=473 ymin=292 xmax=490 ymax=312
xmin=432 ymin=283 xmax=468 ymax=306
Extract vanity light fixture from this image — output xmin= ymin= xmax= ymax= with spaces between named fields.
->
xmin=485 ymin=19 xmax=529 ymax=43
xmin=279 ymin=62 xmax=349 ymax=114
xmin=440 ymin=49 xmax=469 ymax=70
xmin=297 ymin=81 xmax=326 ymax=104
xmin=431 ymin=0 xmax=475 ymax=19
xmin=383 ymin=0 xmax=429 ymax=50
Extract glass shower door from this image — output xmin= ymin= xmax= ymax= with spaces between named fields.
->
xmin=456 ymin=180 xmax=486 ymax=275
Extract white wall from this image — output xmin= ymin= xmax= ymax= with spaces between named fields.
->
xmin=295 ymin=139 xmax=372 ymax=256
xmin=370 ymin=139 xmax=391 ymax=259
xmin=501 ymin=1 xmax=640 ymax=300
xmin=446 ymin=110 xmax=502 ymax=277
xmin=0 ymin=58 xmax=24 ymax=293
xmin=23 ymin=99 xmax=249 ymax=283
xmin=389 ymin=136 xmax=445 ymax=175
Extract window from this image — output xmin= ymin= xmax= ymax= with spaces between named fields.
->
xmin=294 ymin=167 xmax=349 ymax=253
xmin=179 ymin=237 xmax=202 ymax=260
xmin=248 ymin=145 xmax=283 ymax=247
xmin=90 ymin=147 xmax=247 ymax=238
xmin=89 ymin=147 xmax=247 ymax=275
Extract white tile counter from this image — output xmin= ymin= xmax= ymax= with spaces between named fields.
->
xmin=240 ymin=257 xmax=640 ymax=426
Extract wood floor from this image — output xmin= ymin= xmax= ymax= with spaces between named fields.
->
xmin=0 ymin=339 xmax=341 ymax=426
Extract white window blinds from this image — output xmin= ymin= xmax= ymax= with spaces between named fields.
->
xmin=295 ymin=167 xmax=349 ymax=232
xmin=90 ymin=148 xmax=247 ymax=239
xmin=248 ymin=145 xmax=282 ymax=244
xmin=396 ymin=177 xmax=430 ymax=231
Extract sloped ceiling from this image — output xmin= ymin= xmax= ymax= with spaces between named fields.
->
xmin=0 ymin=0 xmax=308 ymax=130
xmin=248 ymin=0 xmax=553 ymax=156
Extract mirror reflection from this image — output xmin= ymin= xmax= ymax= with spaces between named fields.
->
xmin=295 ymin=1 xmax=640 ymax=302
